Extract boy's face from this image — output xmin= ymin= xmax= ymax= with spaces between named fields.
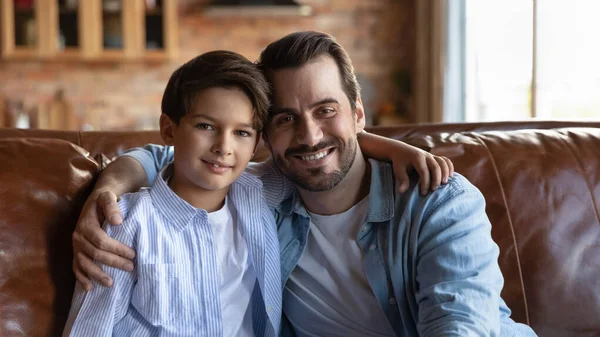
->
xmin=161 ymin=87 xmax=258 ymax=193
xmin=263 ymin=55 xmax=366 ymax=192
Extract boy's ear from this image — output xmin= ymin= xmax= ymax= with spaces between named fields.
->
xmin=354 ymin=97 xmax=366 ymax=134
xmin=159 ymin=114 xmax=176 ymax=146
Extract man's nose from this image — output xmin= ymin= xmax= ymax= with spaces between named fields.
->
xmin=295 ymin=117 xmax=323 ymax=147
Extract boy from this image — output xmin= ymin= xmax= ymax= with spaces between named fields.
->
xmin=63 ymin=51 xmax=281 ymax=337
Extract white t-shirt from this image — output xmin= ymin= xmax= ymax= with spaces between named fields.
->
xmin=209 ymin=197 xmax=256 ymax=337
xmin=283 ymin=195 xmax=396 ymax=337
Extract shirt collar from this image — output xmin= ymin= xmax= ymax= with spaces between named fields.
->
xmin=149 ymin=163 xmax=265 ymax=232
xmin=149 ymin=163 xmax=202 ymax=231
xmin=276 ymin=159 xmax=396 ymax=223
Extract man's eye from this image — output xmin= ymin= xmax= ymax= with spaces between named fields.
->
xmin=276 ymin=116 xmax=295 ymax=126
xmin=235 ymin=130 xmax=252 ymax=137
xmin=196 ymin=123 xmax=214 ymax=130
xmin=320 ymin=108 xmax=335 ymax=115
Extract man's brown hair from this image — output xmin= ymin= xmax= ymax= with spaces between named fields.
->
xmin=257 ymin=31 xmax=361 ymax=114
xmin=162 ymin=50 xmax=270 ymax=130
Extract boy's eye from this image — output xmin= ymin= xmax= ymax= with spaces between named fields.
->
xmin=196 ymin=123 xmax=214 ymax=130
xmin=235 ymin=130 xmax=252 ymax=137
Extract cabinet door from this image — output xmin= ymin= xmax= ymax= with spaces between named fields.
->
xmin=1 ymin=0 xmax=46 ymax=58
xmin=142 ymin=0 xmax=178 ymax=59
xmin=53 ymin=0 xmax=83 ymax=57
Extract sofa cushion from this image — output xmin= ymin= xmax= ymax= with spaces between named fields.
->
xmin=0 ymin=138 xmax=99 ymax=337
xmin=404 ymin=127 xmax=600 ymax=337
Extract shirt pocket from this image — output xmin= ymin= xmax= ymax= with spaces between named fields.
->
xmin=131 ymin=263 xmax=191 ymax=326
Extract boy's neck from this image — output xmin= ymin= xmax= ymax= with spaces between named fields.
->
xmin=168 ymin=174 xmax=229 ymax=212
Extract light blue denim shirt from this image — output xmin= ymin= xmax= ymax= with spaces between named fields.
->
xmin=121 ymin=145 xmax=537 ymax=337
xmin=63 ymin=164 xmax=282 ymax=337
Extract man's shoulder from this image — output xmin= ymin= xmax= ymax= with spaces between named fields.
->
xmin=396 ymin=172 xmax=486 ymax=223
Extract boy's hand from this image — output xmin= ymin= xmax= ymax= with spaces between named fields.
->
xmin=72 ymin=191 xmax=135 ymax=291
xmin=391 ymin=147 xmax=454 ymax=195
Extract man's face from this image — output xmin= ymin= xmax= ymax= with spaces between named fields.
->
xmin=162 ymin=87 xmax=258 ymax=193
xmin=264 ymin=55 xmax=365 ymax=192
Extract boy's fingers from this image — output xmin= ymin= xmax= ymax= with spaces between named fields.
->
xmin=444 ymin=157 xmax=455 ymax=176
xmin=435 ymin=156 xmax=450 ymax=184
xmin=395 ymin=169 xmax=410 ymax=193
xmin=97 ymin=191 xmax=122 ymax=225
xmin=426 ymin=155 xmax=441 ymax=192
xmin=416 ymin=156 xmax=430 ymax=195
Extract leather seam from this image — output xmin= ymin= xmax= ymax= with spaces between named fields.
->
xmin=558 ymin=131 xmax=600 ymax=225
xmin=472 ymin=133 xmax=530 ymax=325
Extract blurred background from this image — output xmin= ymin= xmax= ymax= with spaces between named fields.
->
xmin=0 ymin=0 xmax=599 ymax=131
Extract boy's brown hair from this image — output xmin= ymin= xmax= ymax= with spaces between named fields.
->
xmin=162 ymin=50 xmax=270 ymax=131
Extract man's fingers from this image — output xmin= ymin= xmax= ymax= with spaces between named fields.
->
xmin=80 ymin=231 xmax=135 ymax=269
xmin=435 ymin=156 xmax=450 ymax=184
xmin=82 ymin=221 xmax=136 ymax=260
xmin=73 ymin=262 xmax=93 ymax=291
xmin=75 ymin=251 xmax=113 ymax=287
xmin=97 ymin=191 xmax=122 ymax=225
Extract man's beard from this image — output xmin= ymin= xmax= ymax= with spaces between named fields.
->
xmin=273 ymin=136 xmax=357 ymax=192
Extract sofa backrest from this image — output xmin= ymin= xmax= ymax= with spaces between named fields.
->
xmin=0 ymin=123 xmax=599 ymax=337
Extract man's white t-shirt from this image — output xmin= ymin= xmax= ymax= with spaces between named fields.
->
xmin=209 ymin=197 xmax=256 ymax=337
xmin=283 ymin=195 xmax=396 ymax=337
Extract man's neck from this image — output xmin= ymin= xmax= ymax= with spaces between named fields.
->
xmin=168 ymin=174 xmax=229 ymax=212
xmin=298 ymin=151 xmax=371 ymax=216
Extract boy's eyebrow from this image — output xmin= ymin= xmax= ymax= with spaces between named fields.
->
xmin=271 ymin=97 xmax=340 ymax=117
xmin=188 ymin=114 xmax=254 ymax=128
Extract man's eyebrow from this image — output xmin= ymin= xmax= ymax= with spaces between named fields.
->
xmin=271 ymin=97 xmax=341 ymax=117
xmin=308 ymin=97 xmax=340 ymax=109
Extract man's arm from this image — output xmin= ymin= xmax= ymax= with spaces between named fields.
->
xmin=64 ymin=219 xmax=136 ymax=336
xmin=414 ymin=175 xmax=504 ymax=336
xmin=73 ymin=144 xmax=172 ymax=290
xmin=358 ymin=131 xmax=454 ymax=195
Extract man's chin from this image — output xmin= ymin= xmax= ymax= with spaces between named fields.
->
xmin=289 ymin=171 xmax=345 ymax=192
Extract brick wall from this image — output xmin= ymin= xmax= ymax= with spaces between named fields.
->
xmin=0 ymin=0 xmax=414 ymax=130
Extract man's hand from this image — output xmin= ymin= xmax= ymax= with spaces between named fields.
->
xmin=72 ymin=191 xmax=135 ymax=290
xmin=391 ymin=147 xmax=454 ymax=195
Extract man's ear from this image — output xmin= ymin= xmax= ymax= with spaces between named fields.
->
xmin=354 ymin=97 xmax=366 ymax=133
xmin=159 ymin=113 xmax=176 ymax=146
xmin=261 ymin=131 xmax=273 ymax=152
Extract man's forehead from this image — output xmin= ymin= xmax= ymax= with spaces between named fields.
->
xmin=270 ymin=56 xmax=345 ymax=105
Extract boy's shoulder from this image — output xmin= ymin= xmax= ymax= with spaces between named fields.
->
xmin=113 ymin=189 xmax=155 ymax=230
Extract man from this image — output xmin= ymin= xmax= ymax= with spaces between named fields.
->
xmin=73 ymin=32 xmax=537 ymax=336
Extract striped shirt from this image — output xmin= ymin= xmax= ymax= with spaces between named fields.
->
xmin=63 ymin=164 xmax=282 ymax=337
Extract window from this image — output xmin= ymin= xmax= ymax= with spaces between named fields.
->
xmin=465 ymin=0 xmax=600 ymax=121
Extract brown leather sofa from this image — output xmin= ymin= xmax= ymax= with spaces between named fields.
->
xmin=1 ymin=121 xmax=599 ymax=337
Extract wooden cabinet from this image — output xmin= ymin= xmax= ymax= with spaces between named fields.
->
xmin=1 ymin=0 xmax=178 ymax=61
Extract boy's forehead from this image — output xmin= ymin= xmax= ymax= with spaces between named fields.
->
xmin=191 ymin=87 xmax=255 ymax=125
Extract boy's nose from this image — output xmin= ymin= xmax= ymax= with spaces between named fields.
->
xmin=211 ymin=133 xmax=233 ymax=156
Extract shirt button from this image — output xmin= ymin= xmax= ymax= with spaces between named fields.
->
xmin=389 ymin=297 xmax=397 ymax=305
xmin=369 ymin=244 xmax=377 ymax=251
